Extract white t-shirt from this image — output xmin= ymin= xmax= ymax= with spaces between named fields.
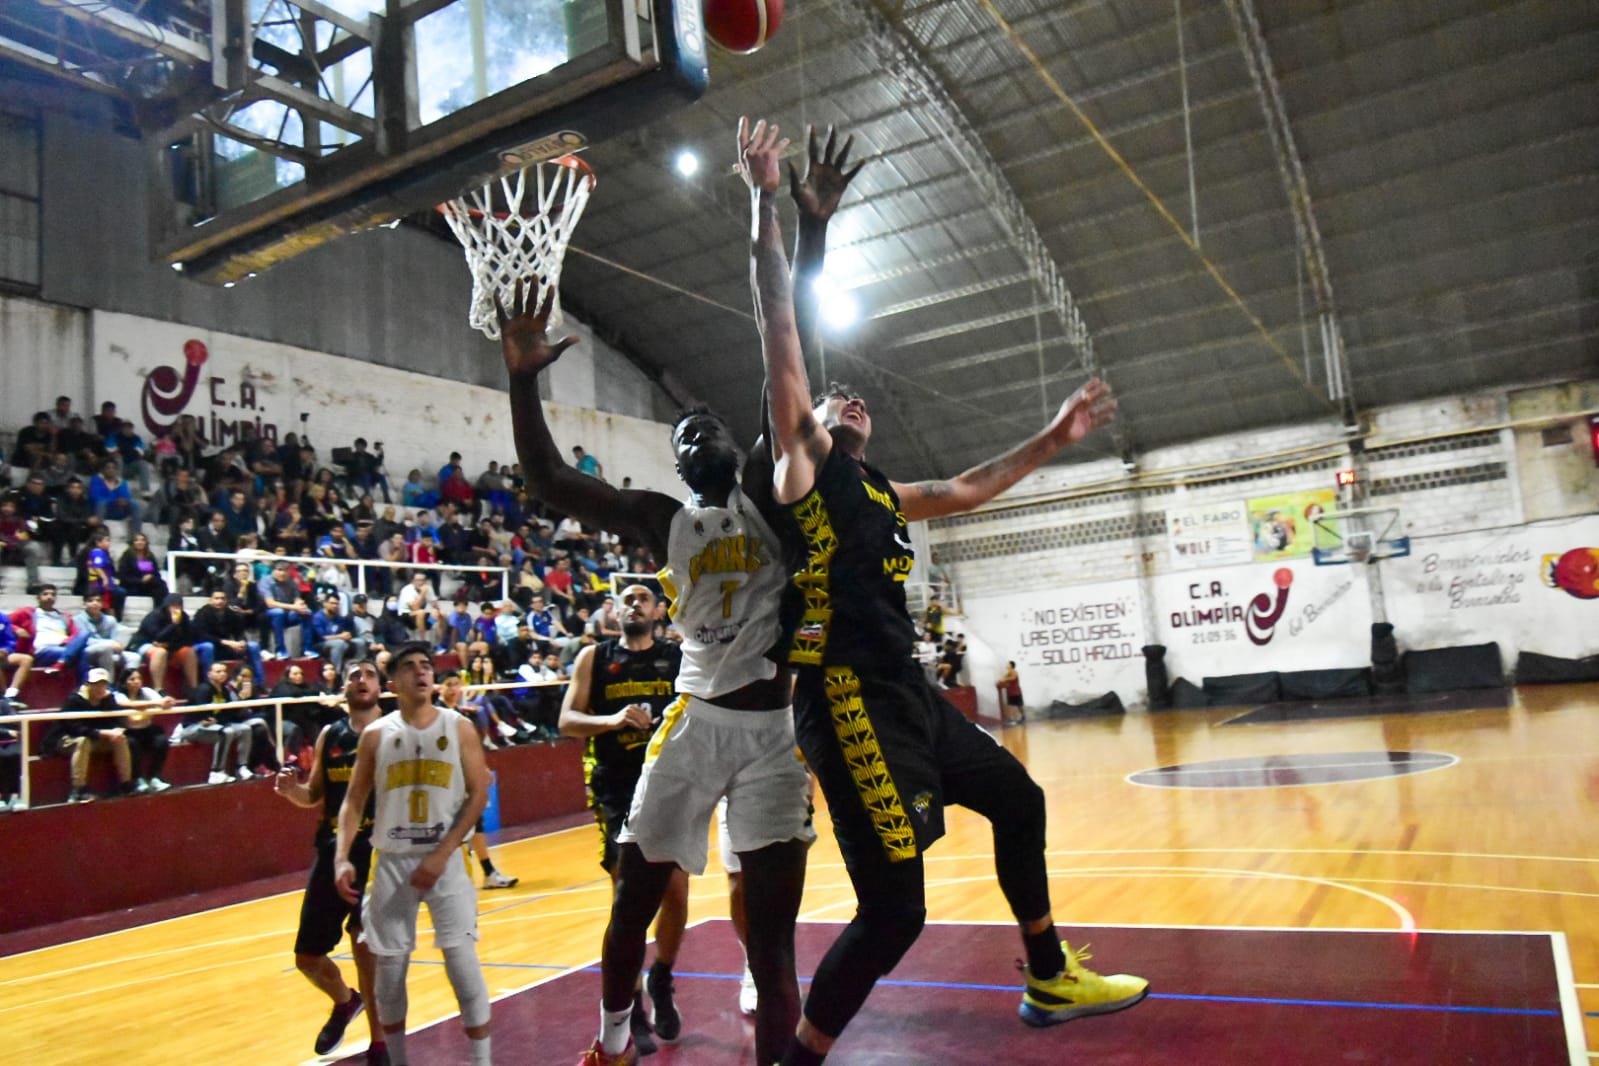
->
xmin=33 ymin=609 xmax=70 ymax=649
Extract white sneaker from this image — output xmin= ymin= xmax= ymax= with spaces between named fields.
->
xmin=207 ymin=770 xmax=230 ymax=785
xmin=738 ymin=963 xmax=757 ymax=1015
xmin=8 ymin=795 xmax=27 ymax=812
xmin=148 ymin=777 xmax=172 ymax=793
xmin=235 ymin=766 xmax=254 ymax=781
xmin=135 ymin=778 xmax=150 ymax=794
xmin=483 ymin=870 xmax=519 ymax=890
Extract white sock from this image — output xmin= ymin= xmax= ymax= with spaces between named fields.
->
xmin=386 ymin=1031 xmax=408 ymax=1065
xmin=470 ymin=1034 xmax=493 ymax=1064
xmin=600 ymin=1003 xmax=633 ymax=1054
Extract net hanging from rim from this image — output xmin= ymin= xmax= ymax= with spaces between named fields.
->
xmin=438 ymin=154 xmax=596 ymax=340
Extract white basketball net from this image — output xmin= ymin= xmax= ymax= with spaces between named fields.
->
xmin=438 ymin=155 xmax=596 ymax=340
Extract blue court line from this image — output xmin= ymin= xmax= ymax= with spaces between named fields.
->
xmin=574 ymin=969 xmax=1560 ymax=1018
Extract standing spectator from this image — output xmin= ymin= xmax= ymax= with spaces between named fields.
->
xmin=80 ymin=528 xmax=123 ymax=615
xmin=72 ymin=597 xmax=138 ymax=680
xmin=55 ymin=667 xmax=133 ymax=803
xmin=179 ymin=661 xmax=252 ymax=784
xmin=997 ymin=661 xmax=1026 ymax=725
xmin=15 ymin=474 xmax=59 ymax=571
xmin=88 ymin=460 xmax=141 ymax=533
xmin=171 ymin=413 xmax=204 ymax=471
xmin=117 ymin=531 xmax=171 ymax=604
xmin=193 ymin=587 xmax=267 ymax=685
xmin=9 ymin=584 xmax=88 ymax=677
xmin=114 ymin=669 xmax=177 ymax=792
xmin=170 ymin=515 xmax=205 ymax=594
xmin=106 ymin=420 xmax=152 ymax=495
xmin=0 ymin=610 xmax=34 ymax=709
xmin=344 ymin=438 xmax=388 ymax=502
xmin=195 ymin=510 xmax=238 ymax=590
xmin=131 ymin=594 xmax=201 ymax=695
xmin=270 ymin=662 xmax=324 ymax=758
xmin=260 ymin=559 xmax=314 ymax=658
xmin=571 ymin=445 xmax=604 ymax=480
xmin=310 ymin=594 xmax=363 ymax=673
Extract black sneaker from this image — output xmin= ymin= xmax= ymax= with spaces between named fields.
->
xmin=647 ymin=963 xmax=681 ymax=1042
xmin=314 ymin=990 xmax=364 ymax=1055
xmin=629 ymin=997 xmax=657 ymax=1057
xmin=364 ymin=1043 xmax=390 ymax=1066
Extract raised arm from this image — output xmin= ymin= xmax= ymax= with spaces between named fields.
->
xmin=891 ymin=377 xmax=1118 ymax=522
xmin=789 ymin=125 xmax=864 ymax=365
xmin=738 ymin=117 xmax=832 ymax=505
xmin=499 ymin=284 xmax=677 ymax=559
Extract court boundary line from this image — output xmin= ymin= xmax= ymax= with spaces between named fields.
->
xmin=1551 ymin=930 xmax=1590 ymax=1065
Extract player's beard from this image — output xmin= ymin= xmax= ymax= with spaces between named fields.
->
xmin=622 ymin=620 xmax=652 ymax=639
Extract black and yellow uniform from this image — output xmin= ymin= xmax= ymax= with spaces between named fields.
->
xmin=294 ymin=717 xmax=377 ymax=956
xmin=583 ymin=638 xmax=682 ymax=871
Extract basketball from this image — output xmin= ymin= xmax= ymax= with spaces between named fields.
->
xmin=702 ymin=0 xmax=782 ymax=54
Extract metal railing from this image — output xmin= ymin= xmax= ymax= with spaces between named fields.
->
xmin=164 ymin=551 xmax=513 ymax=602
xmin=0 ymin=679 xmax=564 ymax=811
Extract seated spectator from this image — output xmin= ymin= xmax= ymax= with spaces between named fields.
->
xmin=114 ymin=669 xmax=177 ymax=792
xmin=223 ymin=561 xmax=266 ymax=642
xmin=178 ymin=662 xmax=253 ymax=784
xmin=372 ymin=505 xmax=403 ymax=546
xmin=193 ymin=586 xmax=267 ymax=685
xmin=258 ymin=559 xmax=314 ymax=658
xmin=106 ymin=421 xmax=152 ymax=495
xmin=216 ymin=488 xmax=254 ymax=539
xmin=371 ymin=597 xmax=410 ymax=675
xmin=272 ymin=502 xmax=310 ymax=555
xmin=131 ymin=593 xmax=201 ymax=695
xmin=590 ymin=596 xmax=623 ymax=642
xmin=937 ymin=634 xmax=968 ymax=689
xmin=195 ymin=510 xmax=238 ymax=591
xmin=117 ymin=531 xmax=170 ymax=605
xmin=301 ymin=483 xmax=336 ymax=542
xmin=396 ymin=571 xmax=442 ymax=645
xmin=169 ymin=515 xmax=205 ymax=594
xmin=0 ymin=499 xmax=48 ymax=594
xmin=401 ymin=469 xmax=436 ymax=509
xmin=347 ymin=593 xmax=382 ymax=659
xmin=88 ymin=460 xmax=141 ymax=534
xmin=72 ymin=597 xmax=138 ymax=680
xmin=269 ymin=662 xmax=325 ymax=757
xmin=53 ymin=667 xmax=134 ymax=803
xmin=312 ymin=538 xmax=355 ymax=610
xmin=92 ymin=400 xmax=120 ymax=439
xmin=309 ymin=593 xmax=364 ymax=673
xmin=230 ymin=670 xmax=283 ymax=775
xmin=476 ymin=461 xmax=512 ymax=514
xmin=60 ymin=415 xmax=106 ymax=473
xmin=9 ymin=584 xmax=88 ymax=678
xmin=16 ymin=411 xmax=57 ymax=468
xmin=542 ymin=556 xmax=577 ymax=616
xmin=523 ymin=593 xmax=572 ymax=657
xmin=15 ymin=473 xmax=60 ymax=569
xmin=0 ymin=610 xmax=35 ymax=709
xmin=495 ymin=620 xmax=538 ymax=678
xmin=151 ymin=467 xmax=207 ymax=532
xmin=170 ymin=413 xmax=203 ymax=471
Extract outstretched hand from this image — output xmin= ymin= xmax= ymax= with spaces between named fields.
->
xmin=497 ymin=278 xmax=578 ymax=377
xmin=1053 ymin=378 xmax=1118 ymax=446
xmin=789 ymin=124 xmax=865 ymax=225
xmin=737 ymin=116 xmax=790 ymax=196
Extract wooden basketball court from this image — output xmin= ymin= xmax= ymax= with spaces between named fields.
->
xmin=3 ymin=685 xmax=1595 ymax=1064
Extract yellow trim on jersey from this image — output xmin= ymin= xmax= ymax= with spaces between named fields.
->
xmin=824 ymin=666 xmax=916 ymax=862
xmin=788 ymin=489 xmax=838 ymax=666
xmin=643 ymin=693 xmax=691 ymax=764
xmin=657 ymin=566 xmax=680 ymax=620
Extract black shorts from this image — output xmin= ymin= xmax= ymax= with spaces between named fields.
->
xmin=795 ymin=657 xmax=1021 ymax=871
xmin=294 ymin=835 xmax=374 ymax=957
xmin=592 ymin=805 xmax=629 ymax=874
xmin=1006 ymin=692 xmax=1024 ymax=707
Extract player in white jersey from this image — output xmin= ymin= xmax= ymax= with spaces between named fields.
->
xmin=501 ymin=280 xmax=840 ymax=1064
xmin=335 ymin=641 xmax=494 ymax=1066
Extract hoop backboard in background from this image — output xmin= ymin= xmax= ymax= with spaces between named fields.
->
xmin=1311 ymin=507 xmax=1411 ymax=566
xmin=152 ymin=0 xmax=706 ymax=285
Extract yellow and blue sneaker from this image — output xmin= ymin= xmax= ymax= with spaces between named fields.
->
xmin=1018 ymin=943 xmax=1149 ymax=1027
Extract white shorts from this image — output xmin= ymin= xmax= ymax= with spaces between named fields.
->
xmin=361 ymin=847 xmax=479 ymax=956
xmin=718 ymin=798 xmax=739 ymax=874
xmin=618 ymin=696 xmax=815 ymax=875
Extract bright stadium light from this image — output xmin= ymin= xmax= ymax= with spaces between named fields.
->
xmin=812 ymin=272 xmax=859 ymax=330
xmin=675 ymin=150 xmax=700 ymax=177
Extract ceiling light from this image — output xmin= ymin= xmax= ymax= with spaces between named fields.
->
xmin=675 ymin=150 xmax=700 ymax=177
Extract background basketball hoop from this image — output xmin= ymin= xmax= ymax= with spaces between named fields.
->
xmin=438 ymin=155 xmax=597 ymax=341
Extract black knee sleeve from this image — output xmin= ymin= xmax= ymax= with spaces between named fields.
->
xmin=991 ymin=771 xmax=1050 ymax=921
xmin=803 ymin=900 xmax=926 ymax=1038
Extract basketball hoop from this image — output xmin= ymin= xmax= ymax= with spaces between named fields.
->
xmin=437 ymin=155 xmax=597 ymax=340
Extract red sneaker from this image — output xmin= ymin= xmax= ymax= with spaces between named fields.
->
xmin=576 ymin=1038 xmax=638 ymax=1065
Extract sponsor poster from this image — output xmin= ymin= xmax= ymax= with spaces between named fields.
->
xmin=1151 ymin=558 xmax=1372 ymax=679
xmin=1167 ymin=500 xmax=1253 ymax=570
xmin=1385 ymin=516 xmax=1599 ymax=660
xmin=959 ymin=581 xmax=1148 ymax=707
xmin=1248 ymin=488 xmax=1338 ymax=561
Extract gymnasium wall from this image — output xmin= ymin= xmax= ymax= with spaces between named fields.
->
xmin=933 ymin=381 xmax=1599 ymax=710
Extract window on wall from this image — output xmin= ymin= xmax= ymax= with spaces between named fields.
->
xmin=0 ymin=110 xmax=41 ymax=291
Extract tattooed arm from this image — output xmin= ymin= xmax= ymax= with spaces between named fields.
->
xmin=892 ymin=378 xmax=1118 ymax=521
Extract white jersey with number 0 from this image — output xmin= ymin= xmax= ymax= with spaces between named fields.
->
xmin=659 ymin=487 xmax=787 ymax=700
xmin=370 ymin=706 xmax=468 ymax=855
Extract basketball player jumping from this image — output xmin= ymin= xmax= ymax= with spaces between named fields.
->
xmin=738 ymin=116 xmax=1147 ymax=1066
xmin=558 ymin=582 xmax=690 ymax=1057
xmin=273 ymin=658 xmax=388 ymax=1064
xmin=335 ymin=641 xmax=494 ymax=1066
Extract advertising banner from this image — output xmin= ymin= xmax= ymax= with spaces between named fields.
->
xmin=1248 ymin=488 xmax=1338 ymax=561
xmin=1167 ymin=499 xmax=1253 ymax=570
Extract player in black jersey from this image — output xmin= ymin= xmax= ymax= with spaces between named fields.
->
xmin=740 ymin=118 xmax=1144 ymax=1066
xmin=560 ymin=584 xmax=687 ymax=1056
xmin=275 ymin=658 xmax=388 ymax=1064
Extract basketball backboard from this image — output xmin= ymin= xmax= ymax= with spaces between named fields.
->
xmin=1311 ymin=507 xmax=1410 ymax=566
xmin=150 ymin=0 xmax=707 ymax=285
